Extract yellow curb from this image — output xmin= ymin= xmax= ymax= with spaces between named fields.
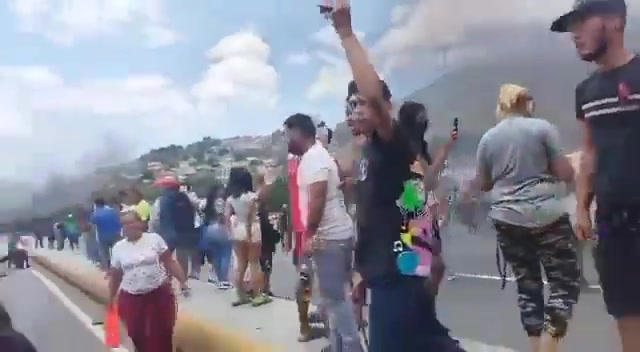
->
xmin=33 ymin=255 xmax=276 ymax=352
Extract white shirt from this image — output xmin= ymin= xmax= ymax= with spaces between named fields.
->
xmin=227 ymin=192 xmax=258 ymax=224
xmin=111 ymin=232 xmax=169 ymax=294
xmin=297 ymin=142 xmax=353 ymax=240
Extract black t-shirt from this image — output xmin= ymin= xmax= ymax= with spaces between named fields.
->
xmin=575 ymin=55 xmax=640 ymax=206
xmin=355 ymin=125 xmax=425 ymax=285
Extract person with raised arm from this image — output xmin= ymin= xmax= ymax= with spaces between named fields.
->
xmin=326 ymin=1 xmax=464 ymax=351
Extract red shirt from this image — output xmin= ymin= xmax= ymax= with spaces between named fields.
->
xmin=287 ymin=155 xmax=305 ymax=256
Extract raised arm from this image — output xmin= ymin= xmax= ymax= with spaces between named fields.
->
xmin=331 ymin=1 xmax=393 ymax=140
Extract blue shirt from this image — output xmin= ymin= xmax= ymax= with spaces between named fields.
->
xmin=158 ymin=188 xmax=178 ymax=241
xmin=90 ymin=206 xmax=121 ymax=242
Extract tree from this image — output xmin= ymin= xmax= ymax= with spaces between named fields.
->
xmin=140 ymin=169 xmax=154 ymax=181
xmin=232 ymin=152 xmax=246 ymax=162
xmin=264 ymin=177 xmax=289 ymax=212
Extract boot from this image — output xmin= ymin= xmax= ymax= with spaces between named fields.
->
xmin=296 ymin=296 xmax=312 ymax=342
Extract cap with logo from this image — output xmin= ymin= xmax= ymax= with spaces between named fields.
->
xmin=551 ymin=0 xmax=627 ymax=32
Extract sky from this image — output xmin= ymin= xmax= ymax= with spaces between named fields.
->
xmin=0 ymin=0 xmax=633 ymax=183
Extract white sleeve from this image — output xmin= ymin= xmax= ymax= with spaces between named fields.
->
xmin=111 ymin=245 xmax=122 ymax=269
xmin=304 ymin=152 xmax=331 ymax=183
xmin=149 ymin=233 xmax=168 ymax=254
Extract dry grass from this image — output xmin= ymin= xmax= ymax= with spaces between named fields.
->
xmin=33 ymin=255 xmax=275 ymax=352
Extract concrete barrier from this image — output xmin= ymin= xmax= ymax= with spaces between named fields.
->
xmin=32 ymin=254 xmax=274 ymax=352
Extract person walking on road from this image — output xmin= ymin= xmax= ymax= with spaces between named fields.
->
xmin=327 ymin=3 xmax=464 ymax=351
xmin=155 ymin=175 xmax=201 ymax=277
xmin=464 ymin=84 xmax=579 ymax=352
xmin=285 ymin=112 xmax=363 ymax=352
xmin=202 ymin=184 xmax=233 ymax=289
xmin=64 ymin=214 xmax=81 ymax=252
xmin=91 ymin=198 xmax=122 ymax=272
xmin=225 ymin=167 xmax=272 ymax=307
xmin=108 ymin=210 xmax=189 ymax=352
xmin=552 ymin=1 xmax=640 ymax=351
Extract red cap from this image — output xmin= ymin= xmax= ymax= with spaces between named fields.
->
xmin=153 ymin=175 xmax=179 ymax=187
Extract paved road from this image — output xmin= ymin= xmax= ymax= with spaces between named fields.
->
xmin=1 ymin=221 xmax=613 ymax=352
xmin=266 ymin=221 xmax=613 ymax=352
xmin=0 ymin=243 xmax=131 ymax=352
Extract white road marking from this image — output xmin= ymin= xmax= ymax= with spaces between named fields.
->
xmin=450 ymin=272 xmax=602 ymax=290
xmin=30 ymin=270 xmax=129 ymax=352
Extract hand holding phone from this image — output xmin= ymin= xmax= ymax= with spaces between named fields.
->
xmin=452 ymin=118 xmax=459 ymax=140
xmin=318 ymin=4 xmax=333 ymax=14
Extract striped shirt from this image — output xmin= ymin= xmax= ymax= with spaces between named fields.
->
xmin=576 ymin=55 xmax=640 ymax=205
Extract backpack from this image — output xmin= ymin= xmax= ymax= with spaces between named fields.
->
xmin=170 ymin=192 xmax=196 ymax=234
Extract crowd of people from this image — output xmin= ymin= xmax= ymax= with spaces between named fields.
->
xmin=11 ymin=1 xmax=639 ymax=352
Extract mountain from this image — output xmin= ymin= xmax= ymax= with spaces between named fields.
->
xmin=8 ymin=22 xmax=640 ymax=223
xmin=405 ymin=23 xmax=640 ymax=154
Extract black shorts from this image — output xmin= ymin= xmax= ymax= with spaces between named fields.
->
xmin=594 ymin=205 xmax=640 ymax=318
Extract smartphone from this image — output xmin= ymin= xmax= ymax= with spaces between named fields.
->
xmin=318 ymin=4 xmax=333 ymax=14
xmin=453 ymin=117 xmax=459 ymax=135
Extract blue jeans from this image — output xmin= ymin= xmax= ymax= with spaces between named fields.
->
xmin=313 ymin=239 xmax=363 ymax=352
xmin=368 ymin=276 xmax=465 ymax=352
xmin=83 ymin=233 xmax=100 ymax=263
xmin=98 ymin=236 xmax=119 ymax=271
xmin=204 ymin=224 xmax=232 ymax=282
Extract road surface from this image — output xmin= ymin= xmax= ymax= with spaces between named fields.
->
xmin=266 ymin=221 xmax=615 ymax=352
xmin=0 ymin=220 xmax=616 ymax=352
xmin=0 ymin=243 xmax=131 ymax=351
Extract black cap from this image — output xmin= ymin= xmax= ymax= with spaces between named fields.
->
xmin=551 ymin=0 xmax=627 ymax=33
xmin=347 ymin=80 xmax=392 ymax=100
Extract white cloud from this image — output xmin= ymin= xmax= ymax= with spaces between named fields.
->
xmin=8 ymin=0 xmax=180 ymax=47
xmin=286 ymin=52 xmax=312 ymax=65
xmin=0 ymin=30 xmax=279 ymax=181
xmin=193 ymin=31 xmax=278 ymax=110
xmin=304 ymin=26 xmax=367 ymax=101
xmin=144 ymin=24 xmax=182 ymax=48
xmin=372 ymin=0 xmax=629 ymax=71
xmin=304 ymin=0 xmax=640 ymax=98
xmin=306 ymin=65 xmax=351 ymax=101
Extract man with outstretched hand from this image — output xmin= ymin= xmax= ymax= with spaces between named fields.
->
xmin=552 ymin=1 xmax=640 ymax=351
xmin=326 ymin=1 xmax=464 ymax=351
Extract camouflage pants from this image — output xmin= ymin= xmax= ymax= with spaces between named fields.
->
xmin=494 ymin=215 xmax=581 ymax=338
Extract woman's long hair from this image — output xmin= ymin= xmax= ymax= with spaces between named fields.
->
xmin=203 ymin=183 xmax=225 ymax=224
xmin=226 ymin=167 xmax=254 ymax=198
xmin=398 ymin=101 xmax=432 ymax=165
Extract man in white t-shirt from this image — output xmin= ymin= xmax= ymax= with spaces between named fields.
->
xmin=284 ymin=113 xmax=362 ymax=352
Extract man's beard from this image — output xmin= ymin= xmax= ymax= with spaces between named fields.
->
xmin=579 ymin=28 xmax=609 ymax=62
xmin=287 ymin=141 xmax=303 ymax=156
